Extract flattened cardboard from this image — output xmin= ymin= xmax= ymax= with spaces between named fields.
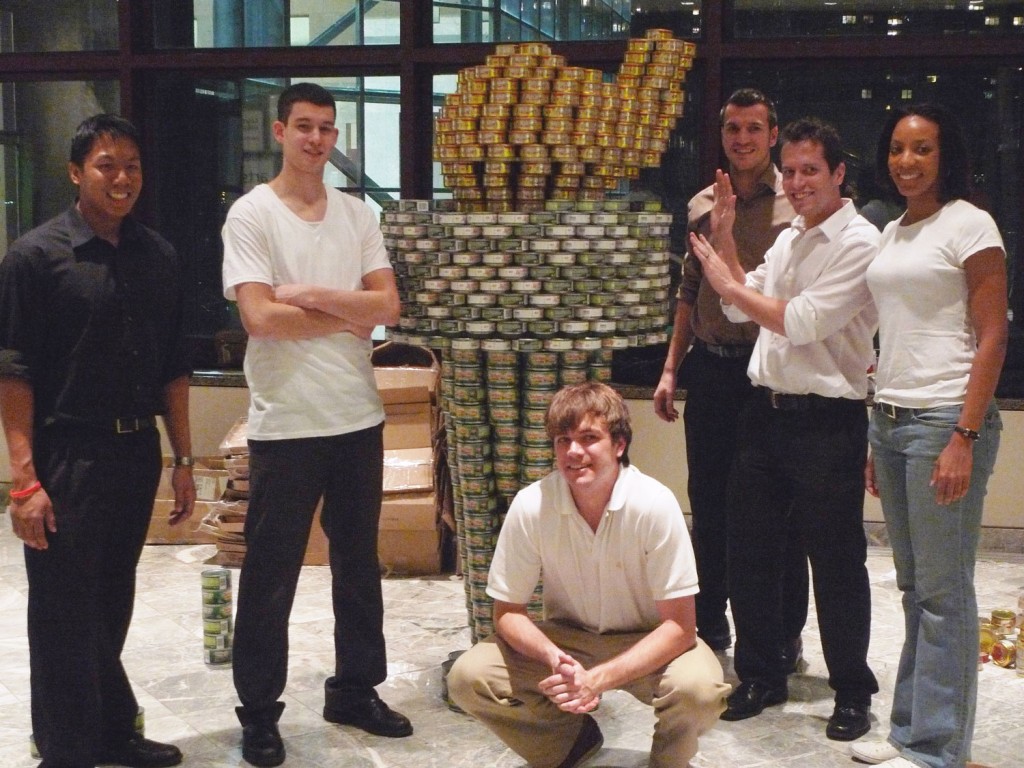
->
xmin=147 ymin=500 xmax=218 ymax=544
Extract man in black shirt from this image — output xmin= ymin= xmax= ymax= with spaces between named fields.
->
xmin=0 ymin=114 xmax=195 ymax=768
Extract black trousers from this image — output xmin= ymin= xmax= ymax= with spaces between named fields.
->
xmin=27 ymin=426 xmax=162 ymax=768
xmin=232 ymin=424 xmax=388 ymax=721
xmin=681 ymin=343 xmax=808 ymax=643
xmin=728 ymin=393 xmax=878 ymax=705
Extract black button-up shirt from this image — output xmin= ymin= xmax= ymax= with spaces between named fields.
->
xmin=0 ymin=206 xmax=192 ymax=428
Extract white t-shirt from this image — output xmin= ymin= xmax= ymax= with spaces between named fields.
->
xmin=866 ymin=199 xmax=1004 ymax=408
xmin=723 ymin=199 xmax=880 ymax=399
xmin=221 ymin=184 xmax=393 ymax=440
xmin=487 ymin=464 xmax=698 ymax=634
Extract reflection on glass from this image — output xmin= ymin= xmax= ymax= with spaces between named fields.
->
xmin=733 ymin=0 xmax=1024 ymax=38
xmin=0 ymin=0 xmax=117 ymax=52
xmin=0 ymin=80 xmax=119 ymax=256
xmin=161 ymin=0 xmax=400 ymax=49
xmin=433 ymin=0 xmax=701 ymax=43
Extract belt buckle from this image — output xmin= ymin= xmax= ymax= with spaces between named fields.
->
xmin=769 ymin=390 xmax=782 ymax=409
xmin=877 ymin=402 xmax=898 ymax=420
xmin=115 ymin=417 xmax=139 ymax=434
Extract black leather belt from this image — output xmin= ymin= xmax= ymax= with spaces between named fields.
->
xmin=759 ymin=387 xmax=857 ymax=411
xmin=112 ymin=416 xmax=156 ymax=433
xmin=695 ymin=339 xmax=754 ymax=359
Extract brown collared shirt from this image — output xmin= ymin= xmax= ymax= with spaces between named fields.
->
xmin=678 ymin=164 xmax=795 ymax=346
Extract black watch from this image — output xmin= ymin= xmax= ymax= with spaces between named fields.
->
xmin=953 ymin=425 xmax=980 ymax=441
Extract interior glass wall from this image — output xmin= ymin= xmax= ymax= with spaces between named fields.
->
xmin=433 ymin=0 xmax=702 ymax=43
xmin=159 ymin=0 xmax=401 ymax=49
xmin=733 ymin=0 xmax=1024 ymax=38
xmin=0 ymin=80 xmax=119 ymax=255
xmin=0 ymin=0 xmax=117 ymax=52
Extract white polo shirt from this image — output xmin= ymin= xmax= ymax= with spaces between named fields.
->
xmin=487 ymin=464 xmax=698 ymax=634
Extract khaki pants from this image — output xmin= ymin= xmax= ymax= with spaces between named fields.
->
xmin=447 ymin=621 xmax=730 ymax=768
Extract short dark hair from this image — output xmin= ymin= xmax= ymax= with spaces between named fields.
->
xmin=545 ymin=382 xmax=632 ymax=466
xmin=277 ymin=82 xmax=336 ymax=124
xmin=874 ymin=103 xmax=970 ymax=203
xmin=780 ymin=117 xmax=845 ymax=173
xmin=69 ymin=114 xmax=140 ymax=167
xmin=720 ymin=88 xmax=778 ymax=130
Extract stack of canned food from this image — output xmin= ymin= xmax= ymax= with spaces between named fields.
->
xmin=201 ymin=568 xmax=233 ymax=667
xmin=382 ymin=194 xmax=667 ymax=640
xmin=434 ymin=29 xmax=694 ymax=212
xmin=383 ymin=198 xmax=673 ymax=353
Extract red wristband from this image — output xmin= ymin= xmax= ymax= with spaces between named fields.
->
xmin=9 ymin=480 xmax=42 ymax=500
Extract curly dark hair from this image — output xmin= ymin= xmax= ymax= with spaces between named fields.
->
xmin=874 ymin=103 xmax=971 ymax=203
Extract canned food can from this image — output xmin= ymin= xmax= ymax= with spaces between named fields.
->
xmin=205 ymin=648 xmax=233 ymax=667
xmin=201 ymin=568 xmax=232 ymax=591
xmin=204 ymin=632 xmax=232 ymax=650
xmin=201 ymin=587 xmax=232 ymax=605
xmin=203 ymin=618 xmax=233 ymax=635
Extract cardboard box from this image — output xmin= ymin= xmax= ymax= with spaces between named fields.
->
xmin=155 ymin=457 xmax=229 ymax=502
xmin=383 ymin=447 xmax=434 ymax=493
xmin=147 ymin=500 xmax=218 ymax=545
xmin=304 ymin=502 xmax=329 ymax=566
xmin=375 ymin=363 xmax=440 ymax=452
xmin=374 ymin=367 xmax=438 ymax=406
xmin=381 ymin=401 xmax=433 ymax=451
xmin=378 ymin=492 xmax=440 ymax=575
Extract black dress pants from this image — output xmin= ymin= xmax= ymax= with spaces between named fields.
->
xmin=27 ymin=426 xmax=162 ymax=768
xmin=681 ymin=343 xmax=808 ymax=644
xmin=728 ymin=393 xmax=878 ymax=705
xmin=232 ymin=424 xmax=388 ymax=721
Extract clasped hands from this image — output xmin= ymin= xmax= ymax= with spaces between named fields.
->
xmin=538 ymin=652 xmax=601 ymax=714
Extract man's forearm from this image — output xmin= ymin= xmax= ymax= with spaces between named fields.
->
xmin=0 ymin=377 xmax=38 ymax=485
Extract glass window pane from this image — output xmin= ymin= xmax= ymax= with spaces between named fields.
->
xmin=0 ymin=0 xmax=117 ymax=52
xmin=160 ymin=0 xmax=400 ymax=49
xmin=733 ymin=0 xmax=1024 ymax=38
xmin=0 ymin=80 xmax=119 ymax=255
xmin=433 ymin=0 xmax=702 ymax=43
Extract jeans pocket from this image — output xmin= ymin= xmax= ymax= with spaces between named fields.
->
xmin=909 ymin=405 xmax=961 ymax=430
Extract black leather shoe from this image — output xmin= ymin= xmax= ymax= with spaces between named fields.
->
xmin=826 ymin=703 xmax=871 ymax=741
xmin=781 ymin=636 xmax=804 ymax=675
xmin=720 ymin=680 xmax=788 ymax=721
xmin=324 ymin=693 xmax=413 ymax=738
xmin=97 ymin=735 xmax=182 ymax=768
xmin=236 ymin=702 xmax=286 ymax=767
xmin=241 ymin=721 xmax=285 ymax=767
xmin=556 ymin=715 xmax=603 ymax=768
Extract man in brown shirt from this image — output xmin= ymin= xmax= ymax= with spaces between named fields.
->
xmin=653 ymin=89 xmax=807 ymax=661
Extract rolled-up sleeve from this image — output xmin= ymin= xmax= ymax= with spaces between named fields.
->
xmin=782 ymin=236 xmax=876 ymax=346
xmin=0 ymin=246 xmax=40 ymax=381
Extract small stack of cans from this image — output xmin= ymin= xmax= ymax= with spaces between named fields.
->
xmin=201 ymin=568 xmax=233 ymax=667
xmin=434 ymin=29 xmax=695 ymax=212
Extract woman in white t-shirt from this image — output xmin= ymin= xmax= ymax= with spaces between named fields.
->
xmin=856 ymin=104 xmax=1007 ymax=768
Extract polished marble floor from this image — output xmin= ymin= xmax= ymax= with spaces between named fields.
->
xmin=0 ymin=524 xmax=1021 ymax=768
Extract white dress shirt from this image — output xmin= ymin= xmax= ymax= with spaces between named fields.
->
xmin=723 ymin=199 xmax=879 ymax=399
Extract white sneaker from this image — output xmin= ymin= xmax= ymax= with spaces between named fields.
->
xmin=875 ymin=759 xmax=917 ymax=768
xmin=850 ymin=740 xmax=900 ymax=764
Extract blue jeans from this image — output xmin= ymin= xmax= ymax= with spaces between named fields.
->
xmin=868 ymin=402 xmax=1001 ymax=768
